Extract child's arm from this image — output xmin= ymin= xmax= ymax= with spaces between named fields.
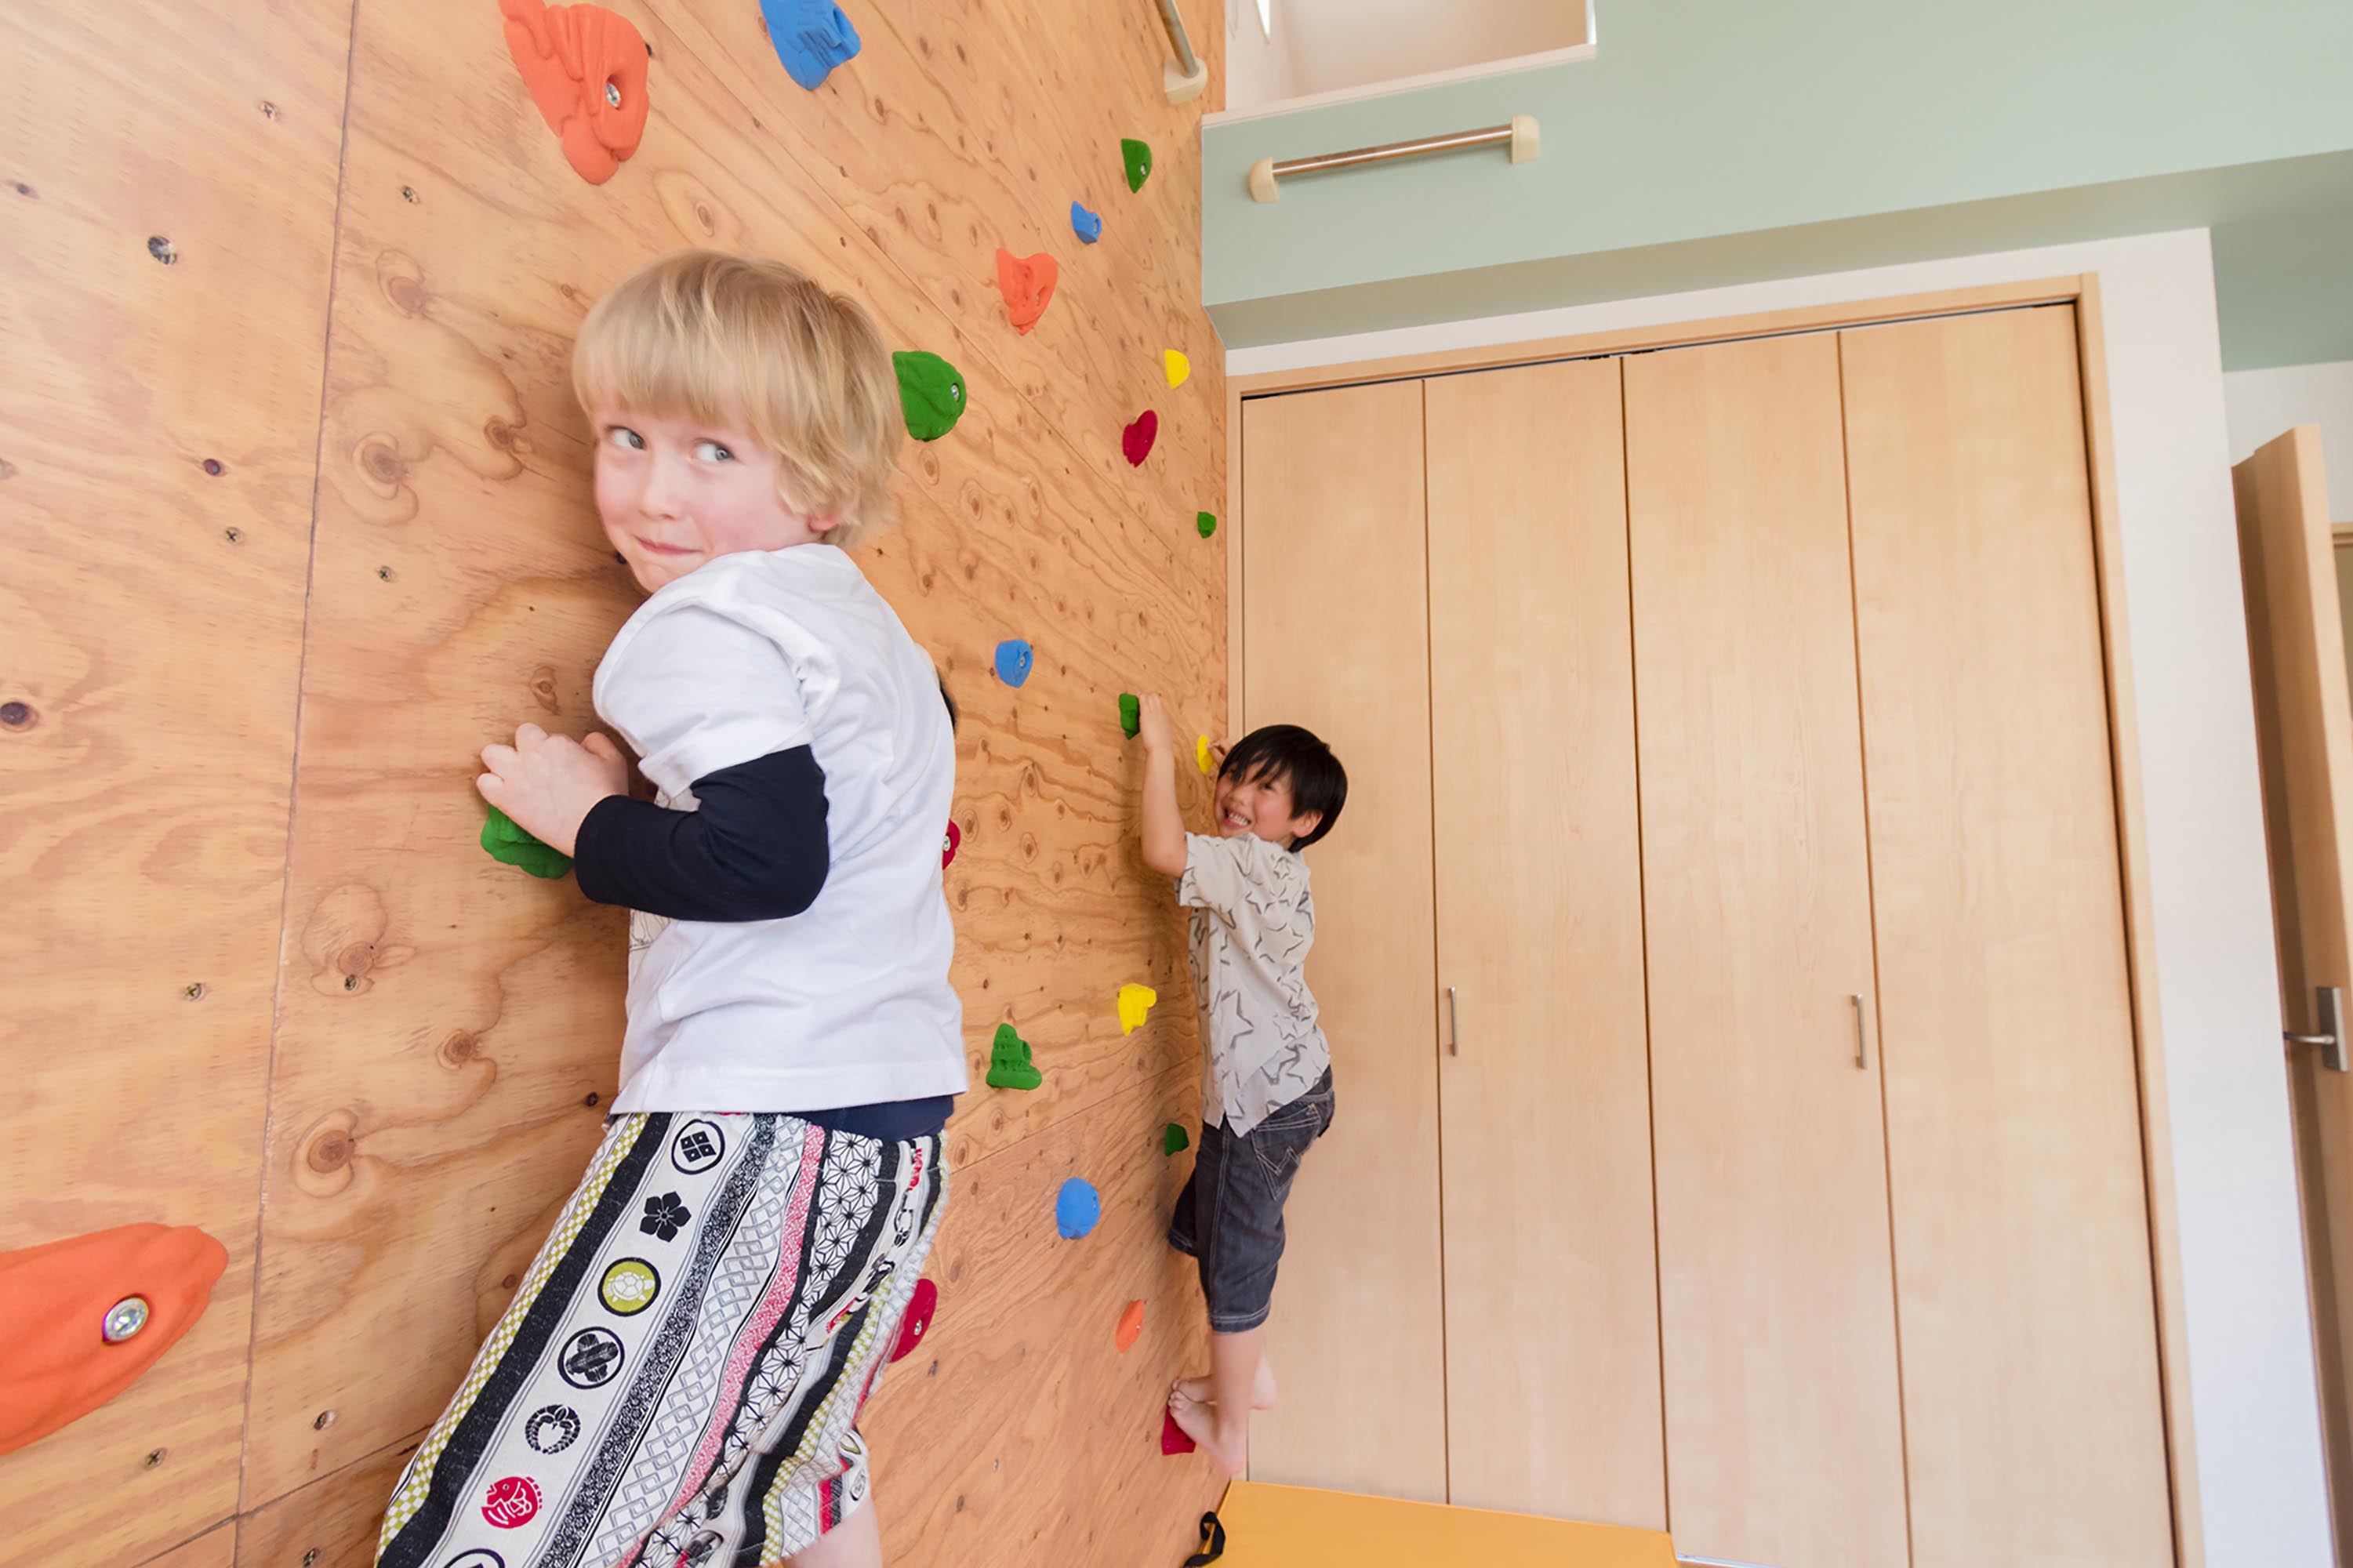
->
xmin=1138 ymin=693 xmax=1187 ymax=879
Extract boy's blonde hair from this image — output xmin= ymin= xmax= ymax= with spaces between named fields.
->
xmin=572 ymin=249 xmax=902 ymax=550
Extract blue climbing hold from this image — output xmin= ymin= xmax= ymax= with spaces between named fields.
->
xmin=994 ymin=638 xmax=1033 ymax=688
xmin=1070 ymin=201 xmax=1102 ymax=244
xmin=762 ymin=0 xmax=862 ymax=90
xmin=1056 ymin=1178 xmax=1101 ymax=1240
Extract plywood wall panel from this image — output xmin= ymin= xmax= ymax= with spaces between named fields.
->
xmin=0 ymin=4 xmax=350 ymax=1563
xmin=230 ymin=2 xmax=1227 ymax=1561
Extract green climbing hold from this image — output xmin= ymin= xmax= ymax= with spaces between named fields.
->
xmin=1162 ymin=1122 xmax=1189 ymax=1156
xmin=1119 ymin=692 xmax=1141 ymax=739
xmin=892 ymin=350 xmax=966 ymax=441
xmin=481 ymin=804 xmax=572 ymax=880
xmin=986 ymin=1022 xmax=1042 ymax=1091
xmin=1196 ymin=510 xmax=1217 ymax=539
xmin=1122 ymin=137 xmax=1152 ymax=193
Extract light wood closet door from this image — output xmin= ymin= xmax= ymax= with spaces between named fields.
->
xmin=1843 ymin=307 xmax=2171 ymax=1565
xmin=1425 ymin=361 xmax=1664 ymax=1526
xmin=1625 ymin=334 xmax=1910 ymax=1568
xmin=1240 ymin=381 xmax=1448 ymax=1498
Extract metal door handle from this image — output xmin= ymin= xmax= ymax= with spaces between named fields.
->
xmin=1850 ymin=993 xmax=1869 ymax=1071
xmin=2286 ymin=985 xmax=2349 ymax=1073
xmin=1447 ymin=986 xmax=1460 ymax=1057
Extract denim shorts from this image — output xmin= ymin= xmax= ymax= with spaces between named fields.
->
xmin=1167 ymin=1070 xmax=1336 ymax=1332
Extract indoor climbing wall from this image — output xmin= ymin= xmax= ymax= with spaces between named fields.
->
xmin=0 ymin=0 xmax=1228 ymax=1563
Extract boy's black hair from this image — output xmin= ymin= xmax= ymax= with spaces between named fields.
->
xmin=1221 ymin=724 xmax=1346 ymax=851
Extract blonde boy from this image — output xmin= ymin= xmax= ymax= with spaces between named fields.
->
xmin=376 ymin=252 xmax=963 ymax=1568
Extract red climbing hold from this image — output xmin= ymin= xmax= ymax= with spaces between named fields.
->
xmin=1160 ymin=1406 xmax=1197 ymax=1455
xmin=994 ymin=249 xmax=1058 ymax=335
xmin=942 ymin=819 xmax=962 ymax=868
xmin=500 ymin=0 xmax=651 ymax=186
xmin=1123 ymin=410 xmax=1158 ymax=466
xmin=891 ymin=1276 xmax=939 ymax=1363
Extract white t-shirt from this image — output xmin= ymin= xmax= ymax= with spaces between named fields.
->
xmin=1178 ymin=833 xmax=1331 ymax=1137
xmin=590 ymin=544 xmax=967 ymax=1113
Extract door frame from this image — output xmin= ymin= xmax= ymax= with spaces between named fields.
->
xmin=1220 ymin=274 xmax=2199 ymax=1566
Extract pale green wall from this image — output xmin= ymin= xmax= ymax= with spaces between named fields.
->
xmin=1202 ymin=0 xmax=2353 ymax=365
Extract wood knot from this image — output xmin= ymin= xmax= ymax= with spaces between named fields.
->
xmin=336 ymin=941 xmax=377 ymax=981
xmin=530 ymin=665 xmax=561 ymax=714
xmin=306 ymin=1123 xmax=353 ymax=1173
xmin=437 ymin=1029 xmax=481 ymax=1068
xmin=357 ymin=436 xmax=407 ymax=488
xmin=484 ymin=417 xmax=524 ymax=453
xmin=383 ymin=273 xmax=427 ymax=317
xmin=500 ymin=1272 xmax=519 ymax=1290
xmin=1 ymin=702 xmax=34 ymax=732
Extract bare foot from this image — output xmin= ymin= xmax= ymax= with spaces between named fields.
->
xmin=1174 ymin=1359 xmax=1278 ymax=1410
xmin=1167 ymin=1387 xmax=1247 ymax=1478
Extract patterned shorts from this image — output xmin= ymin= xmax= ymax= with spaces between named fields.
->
xmin=375 ymin=1111 xmax=947 ymax=1568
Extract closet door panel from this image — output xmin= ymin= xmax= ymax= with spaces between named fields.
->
xmin=1842 ymin=307 xmax=2172 ymax=1566
xmin=1625 ymin=335 xmax=1910 ymax=1568
xmin=1425 ymin=361 xmax=1665 ymax=1526
xmin=1240 ymin=380 xmax=1447 ymax=1498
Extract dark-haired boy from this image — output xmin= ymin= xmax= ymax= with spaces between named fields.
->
xmin=1134 ymin=693 xmax=1348 ymax=1477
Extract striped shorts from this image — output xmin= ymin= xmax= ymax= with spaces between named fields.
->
xmin=375 ymin=1110 xmax=947 ymax=1568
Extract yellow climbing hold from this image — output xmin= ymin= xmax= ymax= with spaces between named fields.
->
xmin=1196 ymin=735 xmax=1214 ymax=774
xmin=1118 ymin=983 xmax=1159 ymax=1035
xmin=1164 ymin=349 xmax=1190 ymax=388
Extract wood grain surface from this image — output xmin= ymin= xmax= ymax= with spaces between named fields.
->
xmin=0 ymin=4 xmax=351 ymax=1563
xmin=5 ymin=0 xmax=1230 ymax=1560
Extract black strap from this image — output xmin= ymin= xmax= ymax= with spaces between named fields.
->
xmin=1182 ymin=1510 xmax=1226 ymax=1566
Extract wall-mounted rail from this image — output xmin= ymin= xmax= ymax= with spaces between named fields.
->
xmin=1247 ymin=115 xmax=1539 ymax=202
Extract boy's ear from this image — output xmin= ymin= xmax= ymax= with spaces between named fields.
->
xmin=807 ymin=514 xmax=841 ymax=535
xmin=1288 ymin=809 xmax=1324 ymax=844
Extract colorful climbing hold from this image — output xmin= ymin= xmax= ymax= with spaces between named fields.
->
xmin=890 ymin=1276 xmax=937 ymax=1363
xmin=1055 ymin=1178 xmax=1101 ymax=1240
xmin=986 ymin=1022 xmax=1041 ymax=1090
xmin=1123 ymin=411 xmax=1157 ymax=466
xmin=482 ymin=804 xmax=573 ymax=880
xmin=1117 ymin=983 xmax=1158 ymax=1035
xmin=499 ymin=0 xmax=651 ymax=186
xmin=1116 ymin=1299 xmax=1145 ymax=1353
xmin=994 ymin=249 xmax=1058 ymax=335
xmin=892 ymin=350 xmax=966 ymax=441
xmin=1163 ymin=1122 xmax=1189 ymax=1156
xmin=942 ymin=819 xmax=962 ymax=869
xmin=1196 ymin=510 xmax=1218 ymax=539
xmin=1122 ymin=137 xmax=1153 ymax=193
xmin=1070 ymin=201 xmax=1102 ymax=244
xmin=1160 ymin=1406 xmax=1196 ymax=1454
xmin=993 ymin=638 xmax=1033 ymax=688
xmin=0 ymin=1223 xmax=231 ymax=1458
xmin=1196 ymin=735 xmax=1215 ymax=775
xmin=1119 ymin=692 xmax=1141 ymax=738
xmin=1164 ymin=350 xmax=1190 ymax=388
xmin=761 ymin=0 xmax=861 ymax=89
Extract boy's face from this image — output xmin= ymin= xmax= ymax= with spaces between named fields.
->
xmin=1214 ymin=764 xmax=1322 ymax=848
xmin=590 ymin=401 xmax=834 ymax=593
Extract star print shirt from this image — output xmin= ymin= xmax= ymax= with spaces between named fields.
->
xmin=1178 ymin=832 xmax=1331 ymax=1138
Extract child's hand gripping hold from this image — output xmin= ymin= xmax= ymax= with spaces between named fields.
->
xmin=477 ymin=723 xmax=630 ymax=858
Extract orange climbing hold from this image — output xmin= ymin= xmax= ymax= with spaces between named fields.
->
xmin=1117 ymin=1298 xmax=1145 ymax=1352
xmin=995 ymin=249 xmax=1058 ymax=335
xmin=501 ymin=0 xmax=652 ymax=186
xmin=0 ymin=1222 xmax=230 ymax=1456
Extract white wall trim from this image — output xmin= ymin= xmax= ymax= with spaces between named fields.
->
xmin=1228 ymin=229 xmax=2334 ymax=1568
xmin=1205 ymin=38 xmax=1594 ymax=127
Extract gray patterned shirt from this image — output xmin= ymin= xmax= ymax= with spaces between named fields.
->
xmin=1178 ymin=833 xmax=1332 ymax=1137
